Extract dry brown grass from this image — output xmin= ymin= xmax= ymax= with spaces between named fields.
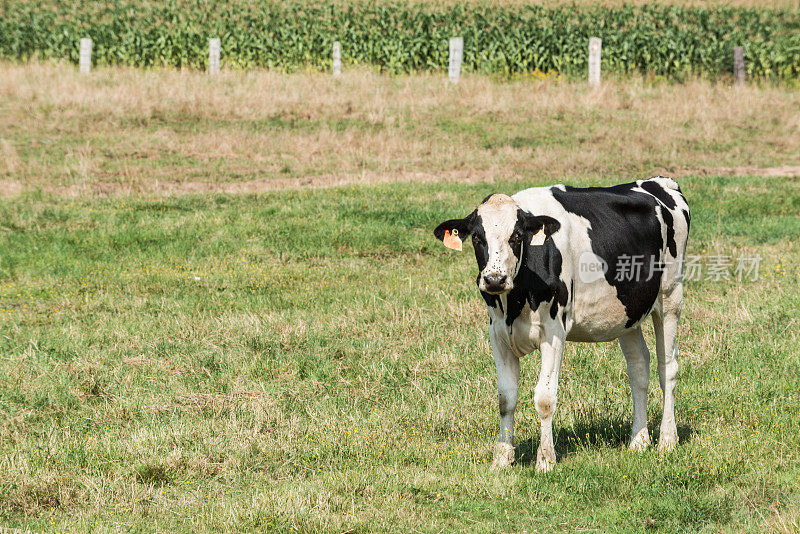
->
xmin=1 ymin=62 xmax=799 ymax=197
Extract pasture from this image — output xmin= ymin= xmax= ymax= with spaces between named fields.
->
xmin=1 ymin=63 xmax=800 ymax=532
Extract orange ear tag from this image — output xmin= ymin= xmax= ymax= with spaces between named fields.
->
xmin=443 ymin=229 xmax=463 ymax=251
xmin=530 ymin=228 xmax=546 ymax=246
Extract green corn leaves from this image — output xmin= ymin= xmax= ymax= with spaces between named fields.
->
xmin=0 ymin=1 xmax=798 ymax=80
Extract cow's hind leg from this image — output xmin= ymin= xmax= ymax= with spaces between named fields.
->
xmin=619 ymin=327 xmax=651 ymax=450
xmin=652 ymin=288 xmax=682 ymax=451
xmin=490 ymin=330 xmax=520 ymax=469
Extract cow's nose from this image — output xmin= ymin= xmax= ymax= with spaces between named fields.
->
xmin=483 ymin=273 xmax=508 ymax=292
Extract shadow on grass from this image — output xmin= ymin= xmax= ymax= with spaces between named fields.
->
xmin=515 ymin=418 xmax=696 ymax=466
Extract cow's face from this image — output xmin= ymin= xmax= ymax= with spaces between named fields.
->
xmin=434 ymin=194 xmax=561 ymax=295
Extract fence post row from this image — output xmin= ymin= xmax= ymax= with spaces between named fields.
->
xmin=733 ymin=46 xmax=745 ymax=86
xmin=78 ymin=34 xmax=747 ymax=87
xmin=332 ymin=41 xmax=342 ymax=77
xmin=208 ymin=38 xmax=221 ymax=75
xmin=79 ymin=38 xmax=92 ymax=74
xmin=588 ymin=37 xmax=601 ymax=86
xmin=449 ymin=37 xmax=463 ymax=83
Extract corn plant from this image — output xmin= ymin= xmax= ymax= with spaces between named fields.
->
xmin=1 ymin=1 xmax=798 ymax=80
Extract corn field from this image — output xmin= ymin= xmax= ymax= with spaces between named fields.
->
xmin=1 ymin=0 xmax=799 ymax=80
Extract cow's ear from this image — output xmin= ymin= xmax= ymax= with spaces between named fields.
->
xmin=522 ymin=214 xmax=560 ymax=246
xmin=433 ymin=212 xmax=475 ymax=251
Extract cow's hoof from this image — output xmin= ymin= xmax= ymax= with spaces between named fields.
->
xmin=491 ymin=442 xmax=515 ymax=470
xmin=629 ymin=428 xmax=651 ymax=451
xmin=535 ymin=448 xmax=556 ymax=473
xmin=658 ymin=427 xmax=678 ymax=452
xmin=658 ymin=437 xmax=678 ymax=452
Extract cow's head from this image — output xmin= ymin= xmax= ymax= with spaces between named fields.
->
xmin=434 ymin=194 xmax=560 ymax=294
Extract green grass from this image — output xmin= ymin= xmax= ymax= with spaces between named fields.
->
xmin=1 ymin=175 xmax=799 ymax=531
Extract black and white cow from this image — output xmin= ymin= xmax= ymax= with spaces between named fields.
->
xmin=434 ymin=177 xmax=690 ymax=472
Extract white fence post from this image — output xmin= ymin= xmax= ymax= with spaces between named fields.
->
xmin=733 ymin=46 xmax=745 ymax=86
xmin=449 ymin=37 xmax=463 ymax=83
xmin=208 ymin=38 xmax=221 ymax=75
xmin=79 ymin=38 xmax=92 ymax=74
xmin=332 ymin=41 xmax=342 ymax=76
xmin=588 ymin=37 xmax=601 ymax=86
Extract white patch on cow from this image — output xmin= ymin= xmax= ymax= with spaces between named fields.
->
xmin=654 ymin=203 xmax=669 ymax=258
xmin=576 ymin=250 xmax=607 ymax=283
xmin=477 ymin=194 xmax=520 ymax=292
xmin=649 ymin=176 xmax=680 ymax=191
xmin=563 ymin=216 xmax=630 ymax=340
xmin=568 ymin=286 xmax=632 ymax=342
xmin=509 ymin=300 xmax=541 ymax=355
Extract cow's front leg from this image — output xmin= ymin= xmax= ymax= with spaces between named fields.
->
xmin=534 ymin=329 xmax=565 ymax=473
xmin=489 ymin=329 xmax=519 ymax=469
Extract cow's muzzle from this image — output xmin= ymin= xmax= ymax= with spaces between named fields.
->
xmin=480 ymin=272 xmax=511 ymax=294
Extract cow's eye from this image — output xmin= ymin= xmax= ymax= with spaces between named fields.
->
xmin=509 ymin=232 xmax=521 ymax=243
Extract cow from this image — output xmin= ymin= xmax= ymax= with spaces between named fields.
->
xmin=433 ymin=177 xmax=690 ymax=472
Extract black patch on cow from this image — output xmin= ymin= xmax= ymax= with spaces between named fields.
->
xmin=551 ymin=182 xmax=664 ymax=328
xmin=481 ymin=290 xmax=503 ymax=313
xmin=640 ymin=180 xmax=677 ymax=209
xmin=659 ymin=205 xmax=677 ymax=257
xmin=520 ymin=212 xmax=561 ymax=237
xmin=562 ymin=311 xmax=567 ymax=329
xmin=502 ymin=210 xmax=569 ymax=326
xmin=470 ymin=216 xmax=490 ymax=273
xmin=682 ymin=208 xmax=691 ymax=229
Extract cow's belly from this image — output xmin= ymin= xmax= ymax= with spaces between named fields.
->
xmin=567 ymin=322 xmax=631 ymax=342
xmin=567 ymin=280 xmax=634 ymax=342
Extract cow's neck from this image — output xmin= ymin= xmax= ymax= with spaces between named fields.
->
xmin=481 ymin=264 xmax=558 ymax=327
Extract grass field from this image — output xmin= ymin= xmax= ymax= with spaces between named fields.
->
xmin=1 ymin=63 xmax=800 ymax=532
